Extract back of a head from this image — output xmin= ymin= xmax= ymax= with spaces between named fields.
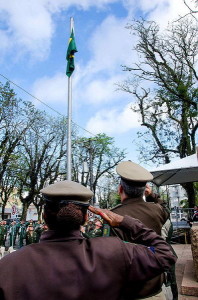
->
xmin=40 ymin=181 xmax=93 ymax=232
xmin=120 ymin=178 xmax=146 ymax=198
xmin=116 ymin=161 xmax=153 ymax=198
xmin=44 ymin=202 xmax=87 ymax=231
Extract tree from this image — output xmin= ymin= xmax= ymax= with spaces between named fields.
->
xmin=0 ymin=82 xmax=126 ymax=218
xmin=16 ymin=114 xmax=68 ymax=220
xmin=119 ymin=17 xmax=198 ymax=206
xmin=0 ymin=82 xmax=45 ymax=216
xmin=71 ymin=133 xmax=126 ymax=202
xmin=0 ymin=82 xmax=35 ymax=183
xmin=97 ymin=174 xmax=121 ymax=209
xmin=32 ymin=117 xmax=68 ymax=220
xmin=0 ymin=169 xmax=18 ymax=219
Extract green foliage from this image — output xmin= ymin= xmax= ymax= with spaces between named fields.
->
xmin=194 ymin=182 xmax=198 ymax=205
xmin=0 ymin=81 xmax=126 ymax=219
xmin=99 ymin=192 xmax=121 ymax=209
xmin=72 ymin=133 xmax=126 ymax=195
xmin=179 ymin=199 xmax=189 ymax=208
xmin=121 ymin=17 xmax=197 ymax=165
xmin=119 ymin=16 xmax=198 ymax=206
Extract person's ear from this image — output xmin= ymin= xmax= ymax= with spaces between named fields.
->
xmin=118 ymin=184 xmax=123 ymax=195
xmin=84 ymin=213 xmax=88 ymax=223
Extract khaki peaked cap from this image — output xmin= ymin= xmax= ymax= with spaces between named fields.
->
xmin=116 ymin=161 xmax=153 ymax=183
xmin=40 ymin=180 xmax=93 ymax=204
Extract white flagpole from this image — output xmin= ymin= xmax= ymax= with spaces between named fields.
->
xmin=67 ymin=17 xmax=74 ymax=181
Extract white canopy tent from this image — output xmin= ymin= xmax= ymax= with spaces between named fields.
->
xmin=149 ymin=153 xmax=198 ymax=186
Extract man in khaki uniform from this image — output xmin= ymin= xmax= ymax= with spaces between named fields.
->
xmin=0 ymin=180 xmax=176 ymax=300
xmin=110 ymin=161 xmax=170 ymax=300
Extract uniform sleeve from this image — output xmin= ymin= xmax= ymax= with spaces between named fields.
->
xmin=119 ymin=216 xmax=177 ymax=283
xmin=145 ymin=192 xmax=161 ymax=203
xmin=146 ymin=192 xmax=170 ymax=222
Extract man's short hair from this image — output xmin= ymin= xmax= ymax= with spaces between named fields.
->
xmin=44 ymin=202 xmax=87 ymax=231
xmin=120 ymin=178 xmax=146 ymax=198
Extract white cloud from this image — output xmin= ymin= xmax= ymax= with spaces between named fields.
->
xmin=71 ymin=14 xmax=137 ymax=107
xmin=25 ymin=0 xmax=192 ymax=113
xmin=147 ymin=0 xmax=189 ymax=28
xmin=0 ymin=0 xmax=120 ymax=61
xmin=46 ymin=0 xmax=119 ymax=11
xmin=137 ymin=0 xmax=168 ymax=12
xmin=32 ymin=73 xmax=67 ymax=106
xmin=86 ymin=15 xmax=135 ymax=74
xmin=0 ymin=1 xmax=54 ymax=60
xmin=124 ymin=0 xmax=190 ymax=28
xmin=0 ymin=0 xmax=191 ymax=62
xmin=83 ymin=78 xmax=122 ymax=104
xmin=86 ymin=103 xmax=141 ymax=134
xmin=73 ymin=69 xmax=128 ymax=105
xmin=72 ymin=0 xmax=190 ymax=108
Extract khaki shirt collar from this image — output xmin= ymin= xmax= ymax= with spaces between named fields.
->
xmin=122 ymin=197 xmax=145 ymax=205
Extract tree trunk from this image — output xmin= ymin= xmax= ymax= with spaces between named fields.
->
xmin=21 ymin=202 xmax=30 ymax=221
xmin=37 ymin=206 xmax=43 ymax=221
xmin=1 ymin=204 xmax=5 ymax=220
xmin=182 ymin=182 xmax=195 ymax=208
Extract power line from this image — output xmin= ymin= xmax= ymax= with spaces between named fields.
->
xmin=73 ymin=121 xmax=96 ymax=137
xmin=0 ymin=73 xmax=96 ymax=137
xmin=0 ymin=73 xmax=63 ymax=116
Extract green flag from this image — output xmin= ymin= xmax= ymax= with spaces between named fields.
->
xmin=66 ymin=29 xmax=77 ymax=77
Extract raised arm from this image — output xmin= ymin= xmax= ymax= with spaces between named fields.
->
xmin=89 ymin=206 xmax=176 ymax=283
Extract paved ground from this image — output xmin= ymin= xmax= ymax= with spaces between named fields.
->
xmin=172 ymin=244 xmax=198 ymax=300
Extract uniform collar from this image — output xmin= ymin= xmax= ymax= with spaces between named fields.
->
xmin=122 ymin=197 xmax=145 ymax=205
xmin=40 ymin=229 xmax=84 ymax=242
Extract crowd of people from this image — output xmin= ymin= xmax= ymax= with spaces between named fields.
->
xmin=0 ymin=213 xmax=106 ymax=255
xmin=81 ymin=217 xmax=103 ymax=238
xmin=0 ymin=219 xmax=48 ymax=257
xmin=0 ymin=216 xmax=106 ymax=255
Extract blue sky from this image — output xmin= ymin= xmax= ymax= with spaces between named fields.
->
xmin=0 ymin=0 xmax=190 ymax=166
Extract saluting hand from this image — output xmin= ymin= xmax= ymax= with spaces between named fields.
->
xmin=88 ymin=206 xmax=123 ymax=227
xmin=144 ymin=184 xmax=152 ymax=197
